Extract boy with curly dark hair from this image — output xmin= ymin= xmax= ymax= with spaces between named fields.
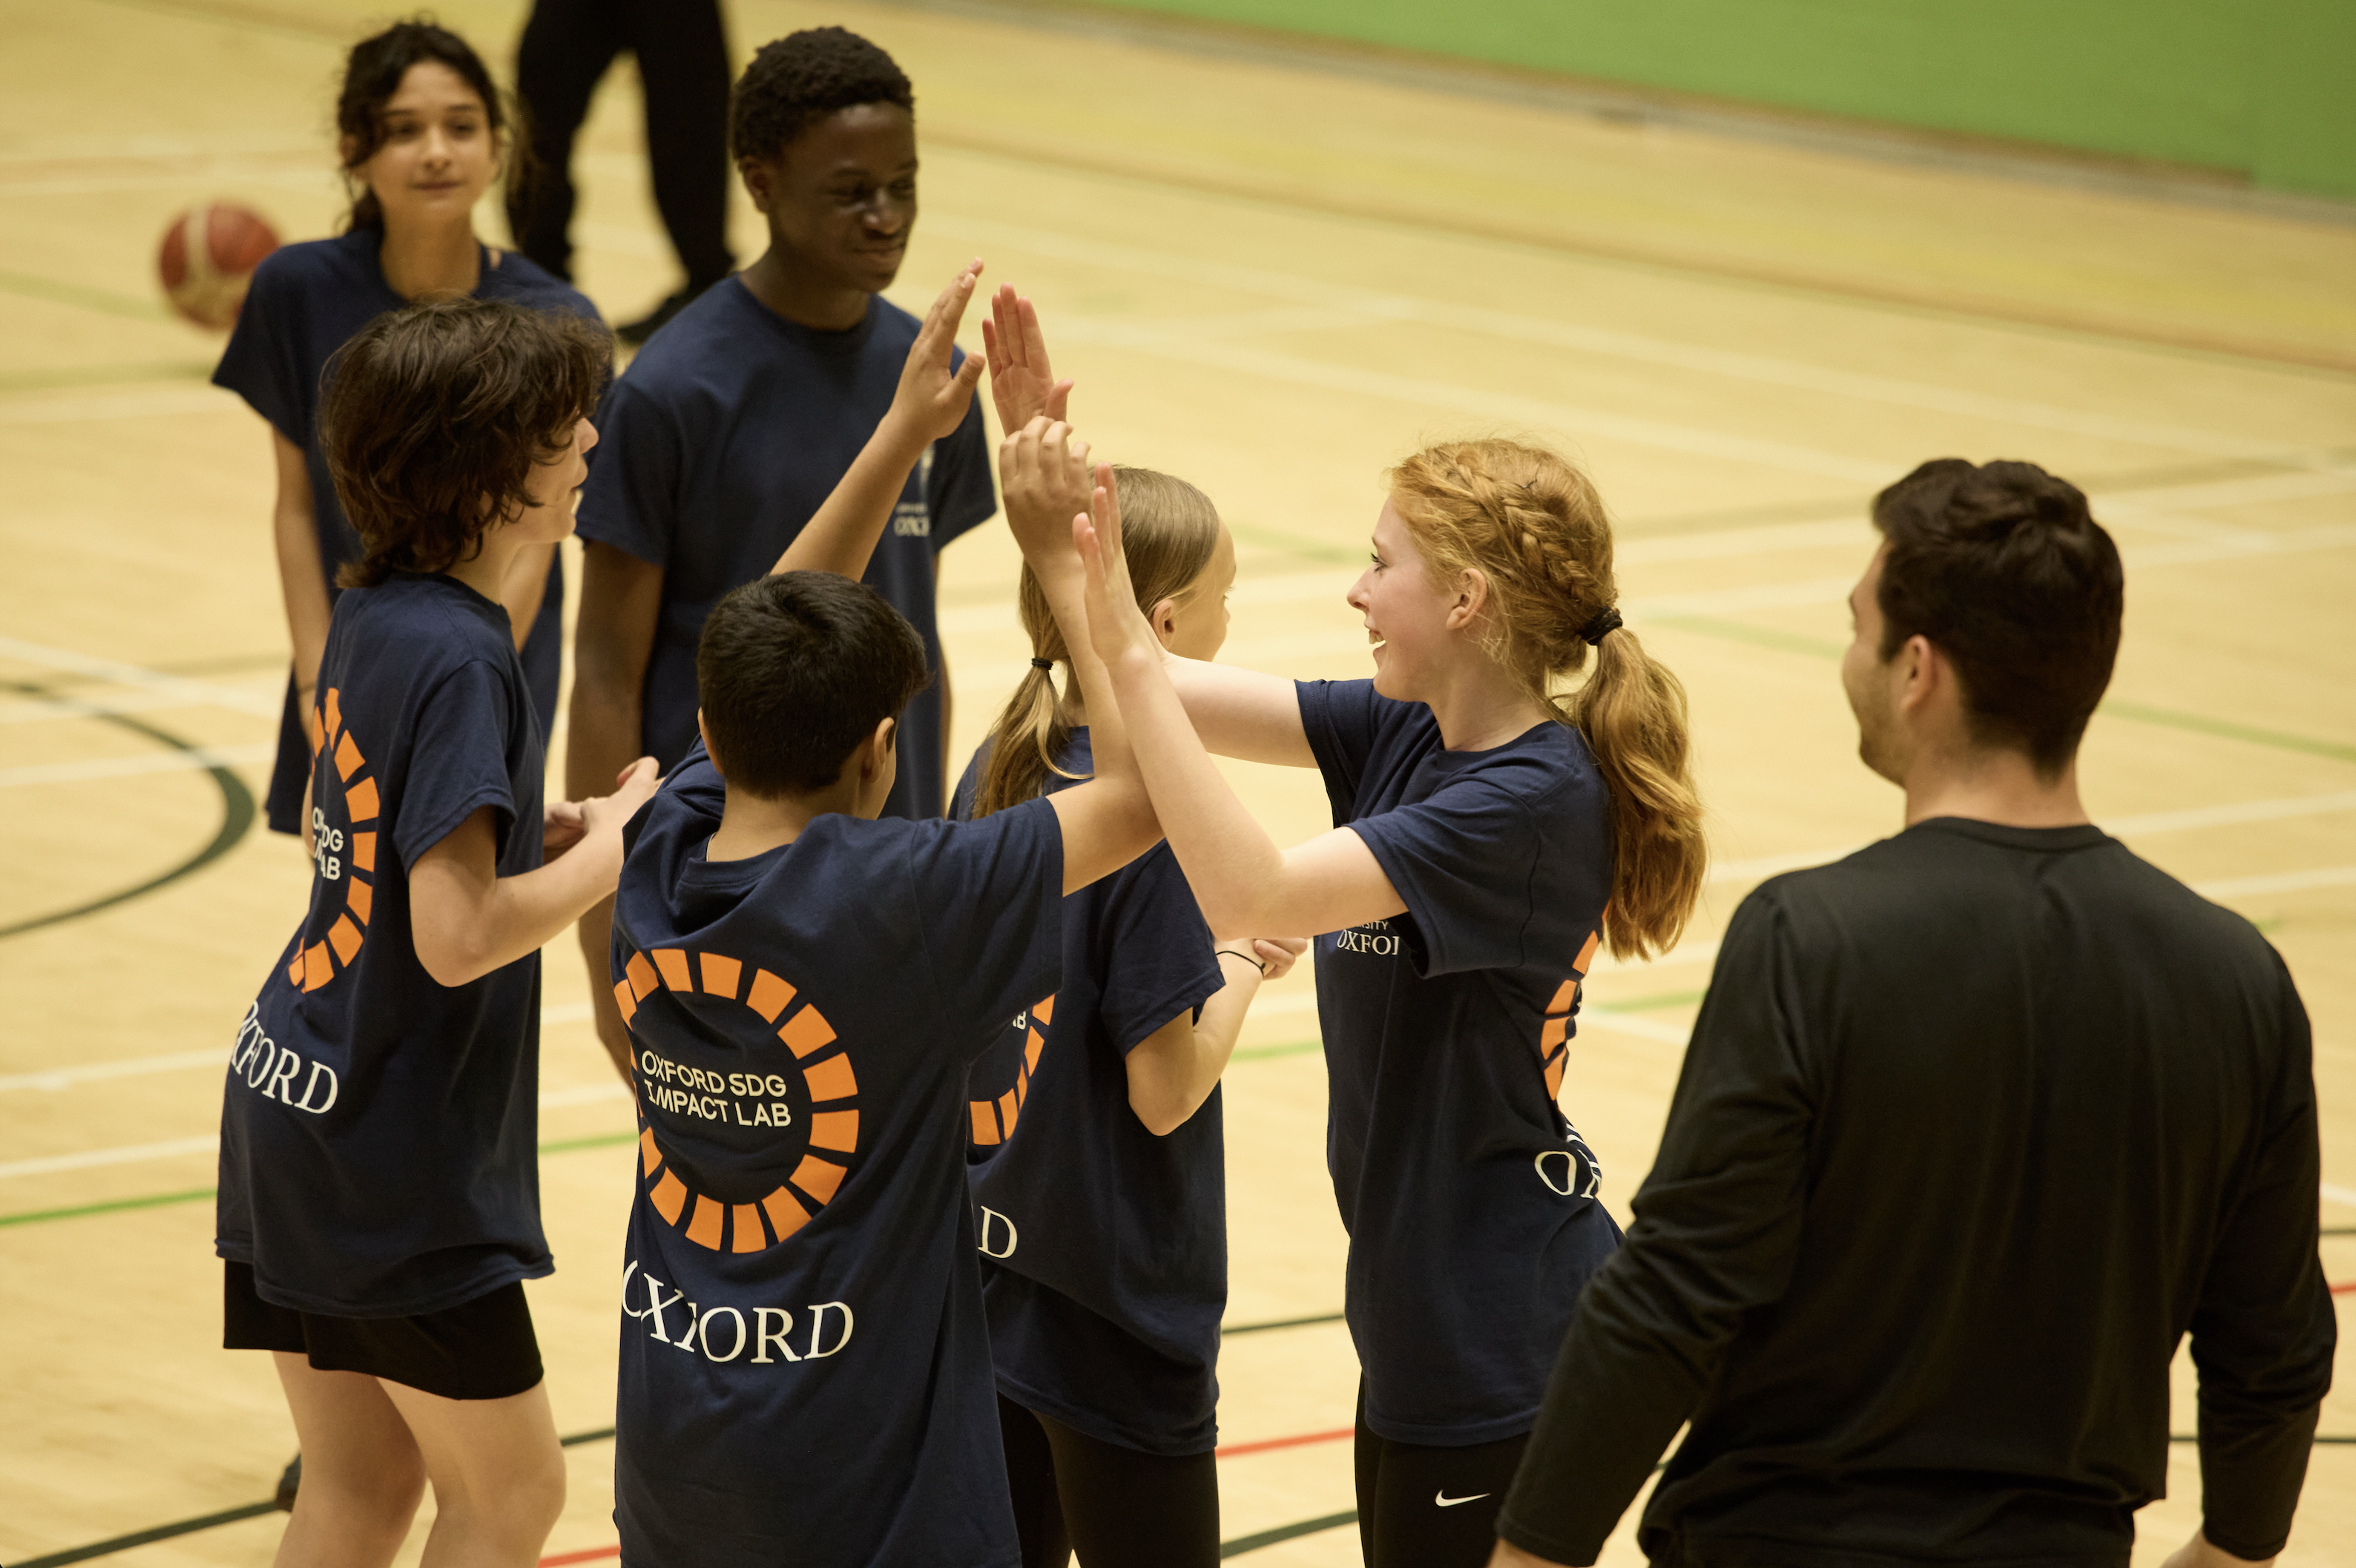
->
xmin=568 ymin=25 xmax=997 ymax=1085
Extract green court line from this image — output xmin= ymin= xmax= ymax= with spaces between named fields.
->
xmin=0 ymin=360 xmax=214 ymax=393
xmin=0 ymin=1129 xmax=643 ymax=1231
xmin=1605 ymin=988 xmax=1709 ymax=1012
xmin=0 ymin=267 xmax=171 ymax=323
xmin=1233 ymin=1037 xmax=1321 ymax=1062
xmin=1654 ymin=614 xmax=2356 ymax=764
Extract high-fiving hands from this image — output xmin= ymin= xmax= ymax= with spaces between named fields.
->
xmin=983 ymin=285 xmax=1073 ymax=432
xmin=878 ymin=258 xmax=989 ymax=452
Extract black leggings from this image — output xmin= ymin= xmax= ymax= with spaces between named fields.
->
xmin=507 ymin=0 xmax=734 ymax=287
xmin=998 ymin=1394 xmax=1220 ymax=1568
xmin=1354 ymin=1382 xmax=1531 ymax=1568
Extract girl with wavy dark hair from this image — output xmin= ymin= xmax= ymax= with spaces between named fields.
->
xmin=213 ymin=16 xmax=602 ymax=843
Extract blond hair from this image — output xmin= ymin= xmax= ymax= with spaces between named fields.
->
xmin=973 ymin=467 xmax=1222 ymax=817
xmin=1385 ymin=438 xmax=1705 ymax=961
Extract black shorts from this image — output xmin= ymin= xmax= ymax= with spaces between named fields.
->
xmin=223 ymin=1260 xmax=544 ymax=1402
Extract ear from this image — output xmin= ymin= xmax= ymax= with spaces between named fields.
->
xmin=1445 ymin=567 xmax=1490 ymax=632
xmin=861 ymin=716 xmax=899 ymax=778
xmin=696 ymin=708 xmax=725 ymax=779
xmin=1148 ymin=597 xmax=1181 ymax=651
xmin=739 ymin=155 xmax=776 ymax=214
xmin=1893 ymin=633 xmax=1940 ymax=714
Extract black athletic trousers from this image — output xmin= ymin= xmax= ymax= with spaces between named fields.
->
xmin=507 ymin=0 xmax=733 ymax=288
xmin=1355 ymin=1381 xmax=1532 ymax=1568
xmin=998 ymin=1394 xmax=1220 ymax=1568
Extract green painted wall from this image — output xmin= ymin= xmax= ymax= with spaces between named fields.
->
xmin=1090 ymin=0 xmax=2356 ymax=200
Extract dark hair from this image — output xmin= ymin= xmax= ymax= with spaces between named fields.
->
xmin=730 ymin=27 xmax=914 ymax=163
xmin=974 ymin=468 xmax=1220 ymax=818
xmin=321 ymin=297 xmax=606 ymax=589
xmin=1871 ymin=458 xmax=2123 ymax=776
xmin=697 ymin=574 xmax=931 ymax=798
xmin=337 ymin=19 xmax=516 ymax=233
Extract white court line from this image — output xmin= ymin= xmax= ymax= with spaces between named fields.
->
xmin=0 ymin=1050 xmax=226 ymax=1094
xmin=0 ymin=687 xmax=283 ymax=725
xmin=0 ymin=387 xmax=243 ymax=426
xmin=0 ymin=635 xmax=284 ymax=718
xmin=2194 ymin=866 xmax=2356 ymax=900
xmin=2322 ymin=1183 xmax=2356 ymax=1209
xmin=0 ymin=1136 xmax=218 ymax=1181
xmin=914 ymin=211 xmax=2332 ymax=464
xmin=0 ymin=742 xmax=277 ymax=789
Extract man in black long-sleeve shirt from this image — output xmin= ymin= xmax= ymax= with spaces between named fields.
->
xmin=1494 ymin=459 xmax=2334 ymax=1568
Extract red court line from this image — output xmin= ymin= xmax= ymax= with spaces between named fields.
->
xmin=533 ymin=1426 xmax=1360 ymax=1564
xmin=1215 ymin=1424 xmax=1356 ymax=1460
xmin=2333 ymin=1282 xmax=2355 ymax=1296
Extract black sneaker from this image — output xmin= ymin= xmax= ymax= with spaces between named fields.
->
xmin=616 ymin=283 xmax=714 ymax=346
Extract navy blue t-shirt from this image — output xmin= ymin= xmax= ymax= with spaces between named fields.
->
xmin=213 ymin=230 xmax=596 ymax=834
xmin=951 ymin=731 xmax=1227 ymax=1455
xmin=576 ymin=280 xmax=997 ymax=820
xmin=610 ymin=742 xmax=1063 ymax=1567
xmin=216 ymin=573 xmax=549 ymax=1316
xmin=1298 ymin=678 xmax=1620 ymax=1444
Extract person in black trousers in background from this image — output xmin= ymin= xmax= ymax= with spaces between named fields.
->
xmin=1492 ymin=459 xmax=2334 ymax=1568
xmin=507 ymin=0 xmax=734 ymax=343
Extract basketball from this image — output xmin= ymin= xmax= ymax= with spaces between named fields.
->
xmin=156 ymin=202 xmax=279 ymax=330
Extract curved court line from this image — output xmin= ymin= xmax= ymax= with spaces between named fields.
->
xmin=0 ymin=680 xmax=257 ymax=941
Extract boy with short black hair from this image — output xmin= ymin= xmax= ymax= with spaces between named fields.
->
xmin=1494 ymin=459 xmax=2332 ymax=1568
xmin=570 ymin=23 xmax=993 ymax=1082
xmin=608 ymin=426 xmax=1159 ymax=1564
xmin=217 ymin=296 xmax=659 ymax=1565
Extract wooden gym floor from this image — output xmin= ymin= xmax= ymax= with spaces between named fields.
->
xmin=1 ymin=0 xmax=2352 ymax=1562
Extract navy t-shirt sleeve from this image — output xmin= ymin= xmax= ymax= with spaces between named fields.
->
xmin=1297 ymin=677 xmax=1421 ymax=823
xmin=926 ymin=385 xmax=997 ymax=553
xmin=577 ymin=378 xmax=682 ymax=569
xmin=1096 ymin=846 xmax=1222 ymax=1055
xmin=909 ymin=798 xmax=1065 ymax=1053
xmin=211 ymin=248 xmax=310 ymax=444
xmin=1347 ymin=771 xmax=1539 ymax=978
xmin=390 ymin=659 xmax=521 ymax=872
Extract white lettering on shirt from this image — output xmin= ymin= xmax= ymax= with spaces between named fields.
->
xmin=1334 ymin=918 xmax=1401 ymax=957
xmin=309 ymin=808 xmax=345 ymax=881
xmin=636 ymin=1051 xmax=794 ymax=1127
xmin=1535 ymin=1147 xmax=1603 ymax=1199
xmin=978 ymin=1207 xmax=1019 ymax=1259
xmin=622 ymin=1259 xmax=851 ymax=1368
xmin=231 ymin=1004 xmax=339 ymax=1116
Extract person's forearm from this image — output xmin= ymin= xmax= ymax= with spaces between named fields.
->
xmin=1127 ymin=951 xmax=1260 ymax=1135
xmin=1164 ymin=656 xmax=1316 ymax=768
xmin=272 ymin=498 xmax=332 ymax=705
xmin=579 ymin=895 xmax=635 ymax=1084
xmin=771 ymin=417 xmax=929 ymax=579
xmin=1103 ymin=642 xmax=1283 ymax=935
xmin=1036 ymin=561 xmax=1137 ymax=789
xmin=503 ymin=540 xmax=556 ymax=652
xmin=938 ymin=648 xmax=954 ymax=811
xmin=420 ymin=832 xmax=626 ymax=988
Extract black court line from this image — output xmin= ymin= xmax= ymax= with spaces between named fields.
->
xmin=1223 ymin=1311 xmax=1348 ymax=1336
xmin=1220 ymin=1508 xmax=1358 ymax=1557
xmin=0 ymin=679 xmax=257 ymax=941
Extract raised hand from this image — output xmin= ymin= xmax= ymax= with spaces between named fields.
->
xmin=881 ymin=259 xmax=989 ymax=450
xmin=982 ymin=285 xmax=1073 ymax=432
xmin=543 ymin=797 xmax=588 ymax=859
xmin=1073 ymin=459 xmax=1157 ymax=668
xmin=581 ymin=756 xmax=661 ymax=841
xmin=1248 ymin=936 xmax=1309 ymax=981
xmin=999 ymin=416 xmax=1096 ymax=567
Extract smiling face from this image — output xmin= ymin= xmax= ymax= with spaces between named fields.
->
xmin=1156 ymin=525 xmax=1237 ymax=662
xmin=347 ymin=61 xmax=498 ymax=232
xmin=1346 ymin=501 xmax=1468 ymax=702
xmin=743 ymin=102 xmax=918 ymax=294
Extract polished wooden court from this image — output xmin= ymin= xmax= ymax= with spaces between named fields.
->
xmin=3 ymin=0 xmax=2352 ymax=1563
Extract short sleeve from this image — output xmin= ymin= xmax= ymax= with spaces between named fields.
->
xmin=391 ymin=661 xmax=521 ymax=873
xmin=909 ymin=798 xmax=1065 ymax=1057
xmin=1347 ymin=774 xmax=1537 ymax=978
xmin=211 ymin=250 xmax=311 ymax=444
xmin=1296 ymin=678 xmax=1424 ymax=825
xmin=924 ymin=377 xmax=998 ymax=553
xmin=1093 ymin=845 xmax=1221 ymax=1055
xmin=576 ymin=377 xmax=681 ymax=569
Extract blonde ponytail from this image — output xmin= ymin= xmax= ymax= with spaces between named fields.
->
xmin=1385 ymin=439 xmax=1705 ymax=960
xmin=972 ymin=467 xmax=1222 ymax=817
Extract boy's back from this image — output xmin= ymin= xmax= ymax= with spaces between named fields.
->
xmin=610 ymin=747 xmax=1065 ymax=1567
xmin=1579 ymin=819 xmax=2334 ymax=1562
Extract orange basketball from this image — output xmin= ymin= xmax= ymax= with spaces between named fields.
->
xmin=157 ymin=202 xmax=280 ymax=330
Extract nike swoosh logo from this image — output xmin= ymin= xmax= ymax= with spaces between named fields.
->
xmin=1434 ymin=1490 xmax=1491 ymax=1507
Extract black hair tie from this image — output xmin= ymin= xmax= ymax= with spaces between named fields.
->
xmin=1579 ymin=607 xmax=1623 ymax=646
xmin=1030 ymin=657 xmax=1055 ymax=671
